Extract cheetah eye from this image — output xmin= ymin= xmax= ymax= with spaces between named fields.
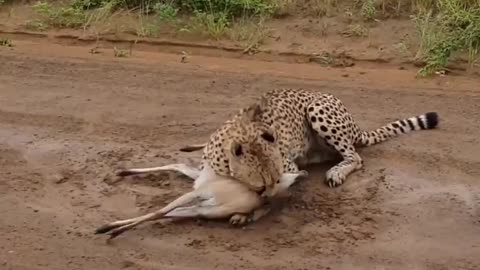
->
xmin=234 ymin=144 xmax=243 ymax=156
xmin=261 ymin=132 xmax=275 ymax=143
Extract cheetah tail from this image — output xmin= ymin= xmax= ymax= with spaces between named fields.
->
xmin=179 ymin=143 xmax=207 ymax=152
xmin=356 ymin=112 xmax=439 ymax=147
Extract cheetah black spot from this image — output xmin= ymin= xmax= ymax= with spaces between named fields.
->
xmin=320 ymin=126 xmax=328 ymax=132
xmin=340 ymin=149 xmax=345 ymax=153
xmin=308 ymin=107 xmax=314 ymax=112
xmin=318 ymin=117 xmax=324 ymax=122
xmin=319 ymin=109 xmax=324 ymax=115
xmin=326 ymin=120 xmax=332 ymax=125
xmin=392 ymin=123 xmax=400 ymax=128
xmin=332 ymin=129 xmax=337 ymax=134
xmin=334 ymin=141 xmax=339 ymax=145
xmin=311 ymin=116 xmax=317 ymax=122
xmin=325 ymin=135 xmax=332 ymax=140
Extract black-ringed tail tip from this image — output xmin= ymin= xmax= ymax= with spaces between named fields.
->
xmin=424 ymin=112 xmax=439 ymax=129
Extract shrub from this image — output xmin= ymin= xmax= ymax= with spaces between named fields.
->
xmin=32 ymin=1 xmax=87 ymax=28
xmin=415 ymin=0 xmax=480 ymax=75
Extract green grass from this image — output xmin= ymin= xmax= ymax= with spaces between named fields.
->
xmin=413 ymin=0 xmax=480 ymax=76
xmin=29 ymin=0 xmax=277 ymax=40
xmin=360 ymin=0 xmax=377 ymax=21
xmin=190 ymin=10 xmax=229 ymax=39
xmin=21 ymin=0 xmax=480 ymax=75
xmin=32 ymin=1 xmax=87 ymax=29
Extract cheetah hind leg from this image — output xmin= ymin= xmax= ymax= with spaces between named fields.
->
xmin=116 ymin=163 xmax=200 ymax=180
xmin=306 ymin=106 xmax=363 ymax=188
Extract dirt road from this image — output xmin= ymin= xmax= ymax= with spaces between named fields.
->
xmin=1 ymin=39 xmax=479 ymax=270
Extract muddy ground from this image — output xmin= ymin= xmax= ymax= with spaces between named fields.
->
xmin=0 ymin=38 xmax=479 ymax=270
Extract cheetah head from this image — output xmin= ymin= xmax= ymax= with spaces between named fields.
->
xmin=224 ymin=101 xmax=284 ymax=197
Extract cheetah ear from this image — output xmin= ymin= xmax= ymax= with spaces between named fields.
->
xmin=230 ymin=141 xmax=243 ymax=157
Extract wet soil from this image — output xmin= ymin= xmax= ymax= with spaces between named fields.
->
xmin=0 ymin=38 xmax=479 ymax=270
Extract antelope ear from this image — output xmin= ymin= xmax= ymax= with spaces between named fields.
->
xmin=240 ymin=102 xmax=262 ymax=122
xmin=230 ymin=141 xmax=243 ymax=157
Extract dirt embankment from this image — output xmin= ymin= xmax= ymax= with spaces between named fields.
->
xmin=2 ymin=2 xmax=480 ymax=75
xmin=0 ymin=36 xmax=479 ymax=270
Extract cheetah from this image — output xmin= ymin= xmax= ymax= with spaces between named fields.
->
xmin=115 ymin=88 xmax=439 ymax=224
xmin=179 ymin=88 xmax=438 ymax=187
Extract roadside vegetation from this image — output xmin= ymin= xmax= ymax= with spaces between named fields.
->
xmin=0 ymin=0 xmax=479 ymax=76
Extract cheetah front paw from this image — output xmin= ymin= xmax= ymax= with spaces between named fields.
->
xmin=325 ymin=168 xmax=346 ymax=188
xmin=229 ymin=214 xmax=251 ymax=226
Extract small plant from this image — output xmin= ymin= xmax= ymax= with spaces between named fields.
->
xmin=25 ymin=20 xmax=48 ymax=31
xmin=192 ymin=11 xmax=229 ymax=39
xmin=0 ymin=38 xmax=13 ymax=47
xmin=309 ymin=0 xmax=338 ymax=17
xmin=411 ymin=10 xmax=441 ymax=60
xmin=228 ymin=17 xmax=270 ymax=53
xmin=137 ymin=20 xmax=161 ymax=37
xmin=153 ymin=2 xmax=178 ymax=22
xmin=181 ymin=0 xmax=275 ymax=18
xmin=32 ymin=1 xmax=87 ymax=28
xmin=83 ymin=0 xmax=117 ymax=30
xmin=71 ymin=0 xmax=106 ymax=10
xmin=272 ymin=0 xmax=295 ymax=17
xmin=341 ymin=24 xmax=369 ymax=37
xmin=360 ymin=0 xmax=377 ymax=21
xmin=393 ymin=41 xmax=412 ymax=56
xmin=113 ymin=46 xmax=129 ymax=57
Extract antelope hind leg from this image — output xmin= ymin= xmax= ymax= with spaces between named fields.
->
xmin=95 ymin=190 xmax=200 ymax=239
xmin=165 ymin=204 xmax=245 ymax=219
